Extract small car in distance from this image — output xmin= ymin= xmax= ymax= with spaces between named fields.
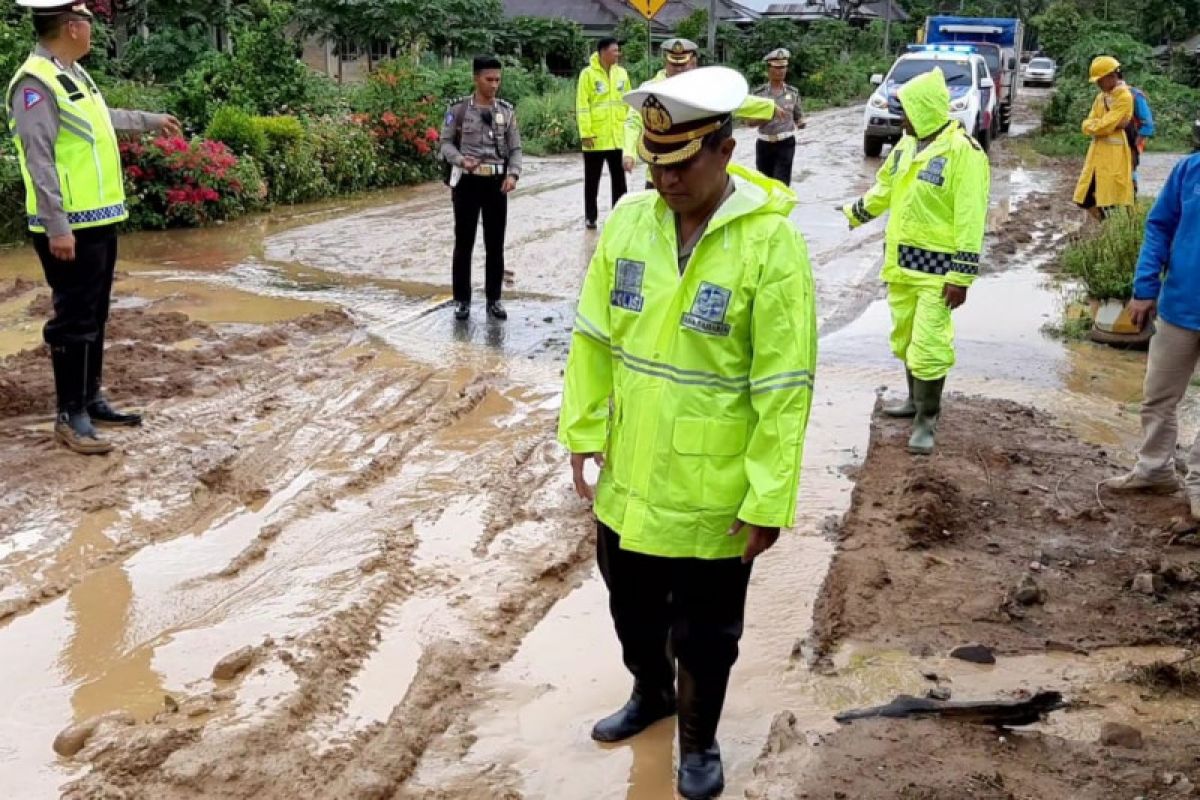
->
xmin=1024 ymin=57 xmax=1057 ymax=86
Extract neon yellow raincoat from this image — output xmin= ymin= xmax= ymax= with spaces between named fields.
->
xmin=841 ymin=69 xmax=990 ymax=380
xmin=558 ymin=165 xmax=817 ymax=560
xmin=1072 ymin=84 xmax=1135 ymax=209
xmin=576 ymin=54 xmax=631 ymax=152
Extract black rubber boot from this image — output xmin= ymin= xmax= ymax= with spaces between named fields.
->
xmin=486 ymin=300 xmax=508 ymax=320
xmin=882 ymin=369 xmax=917 ymax=418
xmin=908 ymin=377 xmax=945 ymax=455
xmin=676 ymin=666 xmax=726 ymax=799
xmin=454 ymin=301 xmax=470 ymax=321
xmin=85 ymin=333 xmax=142 ymax=427
xmin=51 ymin=344 xmax=112 ymax=455
xmin=590 ymin=684 xmax=676 ymax=743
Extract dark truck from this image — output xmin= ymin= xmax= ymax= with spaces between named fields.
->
xmin=923 ymin=16 xmax=1024 ymax=134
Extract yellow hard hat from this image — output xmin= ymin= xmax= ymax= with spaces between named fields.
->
xmin=1088 ymin=55 xmax=1121 ymax=83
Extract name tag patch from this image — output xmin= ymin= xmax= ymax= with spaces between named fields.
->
xmin=682 ymin=282 xmax=732 ymax=336
xmin=918 ymin=156 xmax=947 ymax=187
xmin=611 ymin=259 xmax=645 ymax=312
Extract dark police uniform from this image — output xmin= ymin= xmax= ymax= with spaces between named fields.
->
xmin=440 ymin=95 xmax=523 ymax=315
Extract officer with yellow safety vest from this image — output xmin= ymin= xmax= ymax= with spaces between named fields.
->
xmin=559 ymin=66 xmax=816 ymax=800
xmin=577 ymin=37 xmax=630 ymax=229
xmin=840 ymin=68 xmax=990 ymax=455
xmin=7 ymin=0 xmax=181 ymax=455
xmin=622 ymin=38 xmax=781 ymax=191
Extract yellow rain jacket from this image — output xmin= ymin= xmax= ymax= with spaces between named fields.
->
xmin=843 ymin=69 xmax=990 ymax=288
xmin=1072 ymin=84 xmax=1135 ymax=209
xmin=558 ymin=165 xmax=817 ymax=560
xmin=576 ymin=54 xmax=631 ymax=152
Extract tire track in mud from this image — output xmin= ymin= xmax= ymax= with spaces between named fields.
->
xmin=61 ymin=390 xmax=594 ymax=800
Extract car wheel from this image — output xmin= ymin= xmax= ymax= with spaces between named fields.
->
xmin=999 ymin=105 xmax=1012 ymax=134
xmin=975 ymin=118 xmax=991 ymax=152
xmin=863 ymin=134 xmax=884 ymax=158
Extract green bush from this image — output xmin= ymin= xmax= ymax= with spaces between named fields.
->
xmin=1058 ymin=203 xmax=1152 ymax=300
xmin=254 ymin=115 xmax=305 ymax=151
xmin=102 ymin=80 xmax=173 ymax=116
xmin=520 ymin=86 xmax=579 ymax=156
xmin=205 ymin=106 xmax=268 ymax=160
xmin=0 ymin=137 xmax=25 ymax=245
xmin=306 ymin=116 xmax=379 ymax=194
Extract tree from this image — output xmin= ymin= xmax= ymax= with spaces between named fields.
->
xmin=1033 ymin=0 xmax=1084 ymax=58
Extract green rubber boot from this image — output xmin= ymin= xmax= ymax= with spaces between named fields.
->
xmin=908 ymin=377 xmax=945 ymax=455
xmin=882 ymin=370 xmax=917 ymax=418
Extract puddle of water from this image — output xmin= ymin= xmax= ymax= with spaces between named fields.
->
xmin=120 ymin=275 xmax=330 ymax=325
xmin=0 ymin=289 xmax=42 ymax=357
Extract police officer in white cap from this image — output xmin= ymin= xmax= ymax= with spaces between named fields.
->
xmin=752 ymin=48 xmax=806 ymax=185
xmin=7 ymin=0 xmax=180 ymax=454
xmin=559 ymin=67 xmax=816 ymax=800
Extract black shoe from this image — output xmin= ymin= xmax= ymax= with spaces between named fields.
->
xmin=55 ymin=410 xmax=113 ymax=455
xmin=677 ymin=743 xmax=724 ymax=800
xmin=87 ymin=397 xmax=143 ymax=427
xmin=454 ymin=301 xmax=470 ymax=321
xmin=585 ymin=219 xmax=598 ymax=230
xmin=591 ymin=688 xmax=676 ymax=743
xmin=486 ymin=301 xmax=508 ymax=320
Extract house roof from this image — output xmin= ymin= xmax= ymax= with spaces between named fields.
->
xmin=503 ymin=0 xmax=760 ymax=34
xmin=764 ymin=0 xmax=908 ymax=22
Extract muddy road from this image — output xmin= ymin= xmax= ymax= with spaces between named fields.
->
xmin=1 ymin=90 xmax=1197 ymax=799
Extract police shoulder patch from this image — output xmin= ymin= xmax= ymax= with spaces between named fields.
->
xmin=22 ymin=87 xmax=44 ymax=110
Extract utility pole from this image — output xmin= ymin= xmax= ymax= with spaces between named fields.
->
xmin=883 ymin=0 xmax=892 ymax=57
xmin=708 ymin=0 xmax=717 ymax=56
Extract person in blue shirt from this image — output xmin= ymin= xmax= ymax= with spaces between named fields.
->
xmin=1104 ymin=153 xmax=1200 ymax=519
xmin=1119 ymin=73 xmax=1155 ymax=191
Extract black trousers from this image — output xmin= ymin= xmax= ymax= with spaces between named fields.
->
xmin=755 ymin=138 xmax=796 ymax=186
xmin=32 ymin=225 xmax=119 ymax=410
xmin=596 ymin=521 xmax=753 ymax=751
xmin=583 ymin=149 xmax=627 ymax=224
xmin=452 ymin=174 xmax=507 ymax=304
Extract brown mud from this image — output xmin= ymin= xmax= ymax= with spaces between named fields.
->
xmin=2 ymin=91 xmax=1198 ymax=799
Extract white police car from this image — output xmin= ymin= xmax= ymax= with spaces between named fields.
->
xmin=863 ymin=45 xmax=998 ymax=158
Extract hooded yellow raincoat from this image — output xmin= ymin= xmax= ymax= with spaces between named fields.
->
xmin=576 ymin=54 xmax=631 ymax=152
xmin=558 ymin=165 xmax=817 ymax=560
xmin=841 ymin=69 xmax=990 ymax=380
xmin=1072 ymin=85 xmax=1135 ymax=209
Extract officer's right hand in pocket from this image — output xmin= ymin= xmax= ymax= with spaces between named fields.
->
xmin=570 ymin=452 xmax=605 ymax=501
xmin=50 ymin=233 xmax=76 ymax=262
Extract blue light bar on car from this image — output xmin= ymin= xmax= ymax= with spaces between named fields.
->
xmin=907 ymin=44 xmax=978 ymax=54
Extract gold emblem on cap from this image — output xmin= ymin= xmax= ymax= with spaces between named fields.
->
xmin=642 ymin=95 xmax=673 ymax=135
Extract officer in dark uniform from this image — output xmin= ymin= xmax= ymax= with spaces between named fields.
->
xmin=440 ymin=55 xmax=523 ymax=322
xmin=8 ymin=0 xmax=181 ymax=454
xmin=752 ymin=48 xmax=805 ymax=186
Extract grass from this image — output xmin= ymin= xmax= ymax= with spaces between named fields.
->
xmin=1126 ymin=654 xmax=1200 ymax=699
xmin=1057 ymin=203 xmax=1152 ymax=300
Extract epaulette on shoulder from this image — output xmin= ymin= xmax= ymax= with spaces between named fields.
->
xmin=754 ymin=83 xmax=769 ymax=93
xmin=496 ymin=98 xmax=514 ymax=111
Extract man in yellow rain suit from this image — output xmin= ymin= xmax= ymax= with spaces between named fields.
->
xmin=577 ymin=37 xmax=630 ymax=229
xmin=622 ymin=38 xmax=778 ymax=190
xmin=841 ymin=68 xmax=990 ymax=454
xmin=559 ymin=66 xmax=816 ymax=800
xmin=1073 ymin=55 xmax=1135 ymax=220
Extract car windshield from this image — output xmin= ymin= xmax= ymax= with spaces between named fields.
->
xmin=1029 ymin=58 xmax=1054 ymax=68
xmin=889 ymin=59 xmax=972 ymax=87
